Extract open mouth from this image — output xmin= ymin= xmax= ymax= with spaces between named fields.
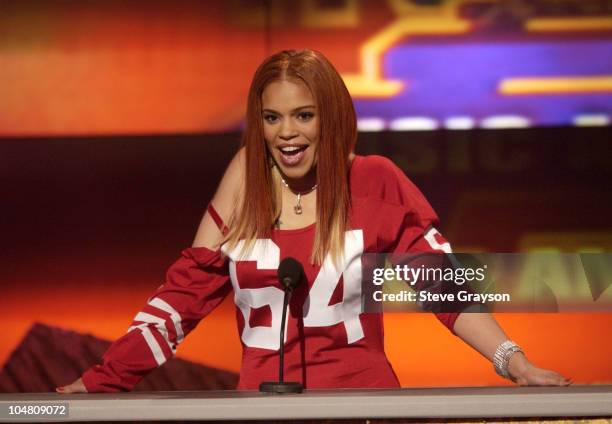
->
xmin=278 ymin=144 xmax=309 ymax=166
xmin=278 ymin=145 xmax=308 ymax=155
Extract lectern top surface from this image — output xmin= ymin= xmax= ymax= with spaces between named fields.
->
xmin=1 ymin=384 xmax=610 ymax=401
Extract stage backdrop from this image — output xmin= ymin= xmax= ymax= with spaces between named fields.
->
xmin=1 ymin=0 xmax=610 ymax=136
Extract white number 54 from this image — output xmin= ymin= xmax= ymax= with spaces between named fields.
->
xmin=222 ymin=230 xmax=365 ymax=350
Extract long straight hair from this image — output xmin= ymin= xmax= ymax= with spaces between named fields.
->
xmin=226 ymin=50 xmax=357 ymax=265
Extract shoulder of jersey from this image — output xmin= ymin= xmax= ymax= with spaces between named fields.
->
xmin=352 ymin=155 xmax=408 ymax=200
xmin=352 ymin=155 xmax=439 ymax=233
xmin=355 ymin=154 xmax=398 ymax=173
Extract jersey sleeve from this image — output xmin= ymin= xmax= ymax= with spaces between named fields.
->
xmin=371 ymin=156 xmax=460 ymax=333
xmin=81 ymin=246 xmax=231 ymax=392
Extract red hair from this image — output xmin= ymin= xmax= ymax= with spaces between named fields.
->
xmin=227 ymin=49 xmax=357 ymax=265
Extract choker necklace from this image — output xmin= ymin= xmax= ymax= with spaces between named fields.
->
xmin=279 ymin=176 xmax=317 ymax=215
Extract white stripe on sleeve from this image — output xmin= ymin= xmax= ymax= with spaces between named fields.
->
xmin=140 ymin=326 xmax=168 ymax=366
xmin=128 ymin=312 xmax=176 ymax=355
xmin=149 ymin=297 xmax=185 ymax=344
xmin=424 ymin=227 xmax=452 ymax=253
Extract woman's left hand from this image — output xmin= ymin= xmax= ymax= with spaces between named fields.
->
xmin=508 ymin=353 xmax=572 ymax=386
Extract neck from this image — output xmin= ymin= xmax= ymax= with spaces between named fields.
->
xmin=280 ymin=166 xmax=317 ymax=193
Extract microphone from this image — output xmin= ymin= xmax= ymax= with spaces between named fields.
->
xmin=259 ymin=257 xmax=304 ymax=394
xmin=278 ymin=257 xmax=303 ymax=291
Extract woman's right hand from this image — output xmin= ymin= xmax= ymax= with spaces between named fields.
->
xmin=56 ymin=377 xmax=87 ymax=394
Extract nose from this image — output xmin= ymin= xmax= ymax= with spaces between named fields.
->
xmin=278 ymin=119 xmax=297 ymax=141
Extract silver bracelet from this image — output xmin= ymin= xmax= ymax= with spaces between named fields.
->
xmin=493 ymin=340 xmax=523 ymax=380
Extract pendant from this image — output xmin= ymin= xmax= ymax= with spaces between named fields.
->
xmin=294 ymin=193 xmax=302 ymax=215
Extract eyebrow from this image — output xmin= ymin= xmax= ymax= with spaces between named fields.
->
xmin=262 ymin=105 xmax=316 ymax=114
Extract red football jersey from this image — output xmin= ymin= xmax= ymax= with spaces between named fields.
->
xmin=81 ymin=155 xmax=458 ymax=392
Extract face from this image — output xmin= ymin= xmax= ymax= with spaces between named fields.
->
xmin=261 ymin=79 xmax=319 ymax=185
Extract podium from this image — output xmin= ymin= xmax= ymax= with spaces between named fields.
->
xmin=1 ymin=385 xmax=611 ymax=422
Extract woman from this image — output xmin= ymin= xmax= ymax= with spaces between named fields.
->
xmin=58 ymin=49 xmax=570 ymax=393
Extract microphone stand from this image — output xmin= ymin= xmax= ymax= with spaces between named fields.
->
xmin=259 ymin=283 xmax=303 ymax=393
xmin=278 ymin=288 xmax=289 ymax=384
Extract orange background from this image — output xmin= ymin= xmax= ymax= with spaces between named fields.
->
xmin=0 ymin=1 xmax=385 ymax=136
xmin=3 ymin=286 xmax=611 ymax=386
xmin=3 ymin=1 xmax=609 ymax=136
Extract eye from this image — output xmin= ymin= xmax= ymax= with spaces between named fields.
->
xmin=263 ymin=114 xmax=278 ymax=123
xmin=297 ymin=111 xmax=314 ymax=121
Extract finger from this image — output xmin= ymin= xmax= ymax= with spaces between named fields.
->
xmin=552 ymin=373 xmax=572 ymax=386
xmin=56 ymin=386 xmax=73 ymax=394
xmin=516 ymin=376 xmax=529 ymax=386
xmin=542 ymin=376 xmax=562 ymax=386
xmin=541 ymin=371 xmax=568 ymax=386
xmin=548 ymin=375 xmax=571 ymax=386
xmin=56 ymin=381 xmax=85 ymax=394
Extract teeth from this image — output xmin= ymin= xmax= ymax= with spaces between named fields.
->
xmin=280 ymin=146 xmax=305 ymax=153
